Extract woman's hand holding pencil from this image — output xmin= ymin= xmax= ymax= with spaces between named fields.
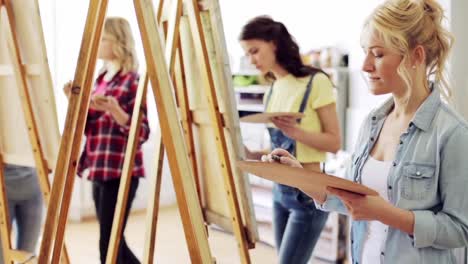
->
xmin=261 ymin=148 xmax=303 ymax=168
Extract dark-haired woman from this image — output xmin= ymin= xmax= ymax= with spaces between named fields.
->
xmin=240 ymin=16 xmax=341 ymax=264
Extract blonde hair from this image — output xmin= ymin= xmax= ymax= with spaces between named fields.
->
xmin=104 ymin=17 xmax=138 ymax=73
xmin=362 ymin=0 xmax=454 ymax=101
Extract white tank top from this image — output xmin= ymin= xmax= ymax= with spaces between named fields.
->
xmin=360 ymin=156 xmax=392 ymax=264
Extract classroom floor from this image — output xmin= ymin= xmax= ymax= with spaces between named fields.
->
xmin=65 ymin=206 xmax=336 ymax=263
xmin=65 ymin=206 xmax=276 ymax=263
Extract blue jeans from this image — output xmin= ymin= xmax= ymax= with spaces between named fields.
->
xmin=0 ymin=165 xmax=43 ymax=264
xmin=273 ymin=184 xmax=329 ymax=264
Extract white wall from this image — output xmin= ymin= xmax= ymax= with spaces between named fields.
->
xmin=447 ymin=0 xmax=468 ymax=260
xmin=450 ymin=0 xmax=468 ymax=119
xmin=221 ymin=0 xmax=367 ymax=60
xmin=221 ymin=0 xmax=385 ymax=77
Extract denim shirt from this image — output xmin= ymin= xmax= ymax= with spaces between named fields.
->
xmin=317 ymin=88 xmax=468 ymax=264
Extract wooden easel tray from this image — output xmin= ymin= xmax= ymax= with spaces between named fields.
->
xmin=237 ymin=160 xmax=378 ymax=196
xmin=239 ymin=112 xmax=305 ymax=124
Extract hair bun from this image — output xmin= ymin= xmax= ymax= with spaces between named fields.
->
xmin=422 ymin=0 xmax=444 ymax=22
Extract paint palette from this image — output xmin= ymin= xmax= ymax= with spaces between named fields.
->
xmin=239 ymin=112 xmax=305 ymax=123
xmin=237 ymin=160 xmax=378 ymax=196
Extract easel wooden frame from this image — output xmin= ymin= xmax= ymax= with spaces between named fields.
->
xmin=107 ymin=0 xmax=256 ymax=263
xmin=0 ymin=0 xmax=69 ymax=263
xmin=177 ymin=0 xmax=258 ymax=246
xmin=38 ymin=0 xmax=213 ymax=263
xmin=105 ymin=0 xmax=257 ymax=263
xmin=106 ymin=1 xmax=188 ymax=263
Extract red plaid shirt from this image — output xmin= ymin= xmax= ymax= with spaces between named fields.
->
xmin=78 ymin=70 xmax=150 ymax=181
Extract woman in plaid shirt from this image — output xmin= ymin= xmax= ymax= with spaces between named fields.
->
xmin=65 ymin=17 xmax=149 ymax=264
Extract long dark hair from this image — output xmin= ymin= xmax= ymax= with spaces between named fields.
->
xmin=239 ymin=16 xmax=323 ymax=80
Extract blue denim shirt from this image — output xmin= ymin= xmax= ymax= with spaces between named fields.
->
xmin=317 ymin=88 xmax=468 ymax=264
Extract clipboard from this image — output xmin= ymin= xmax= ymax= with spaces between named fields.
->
xmin=239 ymin=112 xmax=305 ymax=124
xmin=237 ymin=160 xmax=378 ymax=196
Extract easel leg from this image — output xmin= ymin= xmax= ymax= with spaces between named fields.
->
xmin=143 ymin=134 xmax=164 ymax=264
xmin=133 ymin=0 xmax=213 ymax=262
xmin=51 ymin=0 xmax=110 ymax=261
xmin=184 ymin=1 xmax=251 ymax=262
xmin=164 ymin=0 xmax=204 ymax=216
xmin=140 ymin=2 xmax=194 ymax=259
xmin=106 ymin=74 xmax=149 ymax=264
xmin=39 ymin=0 xmax=110 ymax=262
xmin=173 ymin=25 xmax=204 ymax=211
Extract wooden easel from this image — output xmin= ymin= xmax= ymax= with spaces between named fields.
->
xmin=34 ymin=0 xmax=255 ymax=263
xmin=176 ymin=0 xmax=258 ymax=247
xmin=0 ymin=0 xmax=70 ymax=263
xmin=106 ymin=0 xmax=257 ymax=263
xmin=37 ymin=0 xmax=213 ymax=263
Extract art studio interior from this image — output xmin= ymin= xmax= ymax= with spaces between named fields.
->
xmin=1 ymin=0 xmax=468 ymax=263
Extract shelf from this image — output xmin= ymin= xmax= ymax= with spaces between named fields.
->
xmin=234 ymin=85 xmax=269 ymax=94
xmin=237 ymin=103 xmax=264 ymax=112
xmin=232 ymin=68 xmax=261 ymax=76
xmin=321 ymin=67 xmax=349 ymax=88
xmin=322 ymin=66 xmax=348 ymax=74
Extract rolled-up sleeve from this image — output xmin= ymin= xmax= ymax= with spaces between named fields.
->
xmin=412 ymin=125 xmax=468 ymax=249
xmin=315 ymin=152 xmax=356 ymax=215
xmin=315 ymin=195 xmax=348 ymax=215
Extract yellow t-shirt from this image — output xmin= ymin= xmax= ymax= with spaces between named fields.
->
xmin=264 ymin=72 xmax=336 ymax=163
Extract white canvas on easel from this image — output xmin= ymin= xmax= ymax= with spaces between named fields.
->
xmin=0 ymin=1 xmax=60 ymax=170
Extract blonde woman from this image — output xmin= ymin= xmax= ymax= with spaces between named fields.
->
xmin=264 ymin=0 xmax=468 ymax=263
xmin=64 ymin=17 xmax=149 ymax=264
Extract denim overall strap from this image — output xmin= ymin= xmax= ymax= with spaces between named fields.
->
xmin=264 ymin=83 xmax=274 ymax=112
xmin=266 ymin=74 xmax=315 ymax=194
xmin=297 ymin=76 xmax=314 ymax=114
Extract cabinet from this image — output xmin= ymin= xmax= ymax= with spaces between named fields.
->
xmin=235 ymin=85 xmax=269 ymax=112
